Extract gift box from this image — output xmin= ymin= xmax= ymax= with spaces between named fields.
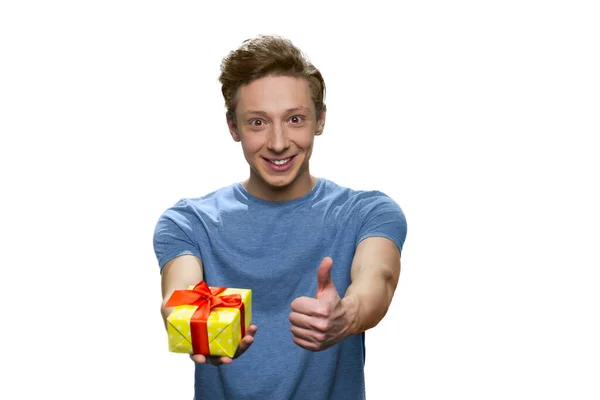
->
xmin=165 ymin=281 xmax=252 ymax=357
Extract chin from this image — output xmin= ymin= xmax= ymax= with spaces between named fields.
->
xmin=261 ymin=174 xmax=298 ymax=190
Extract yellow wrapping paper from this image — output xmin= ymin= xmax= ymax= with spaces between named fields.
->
xmin=167 ymin=287 xmax=252 ymax=357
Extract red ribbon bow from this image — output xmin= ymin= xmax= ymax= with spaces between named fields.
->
xmin=166 ymin=281 xmax=246 ymax=355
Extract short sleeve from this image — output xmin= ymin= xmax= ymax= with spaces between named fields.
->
xmin=356 ymin=192 xmax=407 ymax=253
xmin=153 ymin=199 xmax=203 ymax=271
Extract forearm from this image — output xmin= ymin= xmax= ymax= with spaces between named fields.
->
xmin=342 ymin=265 xmax=398 ymax=335
xmin=160 ymin=284 xmax=200 ymax=330
xmin=161 ymin=287 xmax=184 ymax=329
xmin=160 ymin=255 xmax=204 ymax=329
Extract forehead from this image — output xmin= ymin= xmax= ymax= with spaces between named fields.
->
xmin=235 ymin=75 xmax=314 ymax=115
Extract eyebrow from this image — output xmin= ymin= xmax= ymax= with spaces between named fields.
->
xmin=242 ymin=106 xmax=311 ymax=117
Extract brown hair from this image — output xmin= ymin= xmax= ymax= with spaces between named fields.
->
xmin=219 ymin=35 xmax=326 ymax=123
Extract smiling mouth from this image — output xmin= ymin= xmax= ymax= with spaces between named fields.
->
xmin=264 ymin=155 xmax=295 ymax=166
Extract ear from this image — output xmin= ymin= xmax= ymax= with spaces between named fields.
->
xmin=315 ymin=105 xmax=327 ymax=136
xmin=227 ymin=113 xmax=241 ymax=142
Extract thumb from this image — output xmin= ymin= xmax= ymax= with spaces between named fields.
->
xmin=316 ymin=257 xmax=336 ymax=298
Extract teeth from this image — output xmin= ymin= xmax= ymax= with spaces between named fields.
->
xmin=271 ymin=158 xmax=291 ymax=165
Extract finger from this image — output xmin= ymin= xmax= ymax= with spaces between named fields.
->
xmin=233 ymin=325 xmax=258 ymax=358
xmin=245 ymin=324 xmax=258 ymax=337
xmin=290 ymin=325 xmax=319 ymax=343
xmin=292 ymin=336 xmax=319 ymax=352
xmin=190 ymin=354 xmax=232 ymax=366
xmin=235 ymin=331 xmax=256 ymax=355
xmin=290 ymin=296 xmax=320 ymax=314
xmin=209 ymin=356 xmax=232 ymax=365
xmin=316 ymin=257 xmax=334 ymax=297
xmin=289 ymin=311 xmax=318 ymax=330
xmin=190 ymin=354 xmax=207 ymax=364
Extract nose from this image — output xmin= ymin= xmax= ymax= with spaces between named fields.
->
xmin=267 ymin=123 xmax=289 ymax=153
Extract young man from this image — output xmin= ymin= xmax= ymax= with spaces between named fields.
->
xmin=154 ymin=35 xmax=407 ymax=400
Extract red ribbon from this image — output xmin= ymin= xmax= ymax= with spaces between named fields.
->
xmin=166 ymin=281 xmax=246 ymax=355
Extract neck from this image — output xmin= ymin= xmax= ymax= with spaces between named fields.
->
xmin=244 ymin=170 xmax=317 ymax=202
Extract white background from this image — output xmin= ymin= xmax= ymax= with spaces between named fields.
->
xmin=1 ymin=1 xmax=599 ymax=399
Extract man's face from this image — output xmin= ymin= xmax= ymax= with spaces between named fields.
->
xmin=228 ymin=75 xmax=325 ymax=199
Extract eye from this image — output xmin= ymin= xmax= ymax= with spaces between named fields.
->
xmin=249 ymin=119 xmax=264 ymax=127
xmin=289 ymin=115 xmax=304 ymax=124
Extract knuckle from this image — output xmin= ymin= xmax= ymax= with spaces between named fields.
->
xmin=315 ymin=332 xmax=327 ymax=343
xmin=315 ymin=306 xmax=330 ymax=319
xmin=315 ymin=320 xmax=329 ymax=332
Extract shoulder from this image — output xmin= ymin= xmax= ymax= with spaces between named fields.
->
xmin=171 ymin=183 xmax=239 ymax=211
xmin=185 ymin=182 xmax=239 ymax=207
xmin=318 ymin=178 xmax=403 ymax=212
xmin=156 ymin=183 xmax=240 ymax=226
xmin=319 ymin=178 xmax=407 ymax=246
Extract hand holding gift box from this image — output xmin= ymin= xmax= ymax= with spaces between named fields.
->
xmin=165 ymin=281 xmax=252 ymax=358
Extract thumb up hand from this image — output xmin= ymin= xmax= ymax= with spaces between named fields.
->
xmin=289 ymin=257 xmax=351 ymax=351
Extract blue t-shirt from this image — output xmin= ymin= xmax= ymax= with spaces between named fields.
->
xmin=153 ymin=178 xmax=407 ymax=400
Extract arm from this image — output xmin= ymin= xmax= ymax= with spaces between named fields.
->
xmin=289 ymin=194 xmax=405 ymax=351
xmin=160 ymin=254 xmax=258 ymax=365
xmin=342 ymin=236 xmax=401 ymax=335
xmin=289 ymin=236 xmax=401 ymax=351
xmin=160 ymin=254 xmax=204 ymax=329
